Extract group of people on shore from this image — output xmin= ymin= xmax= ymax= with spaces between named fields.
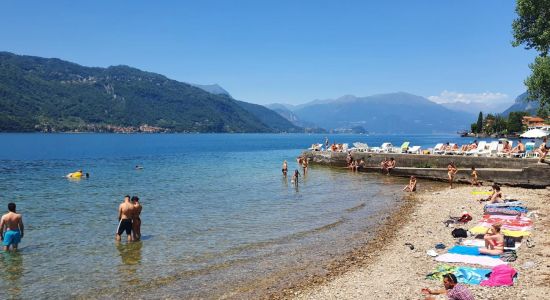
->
xmin=346 ymin=152 xmax=365 ymax=171
xmin=380 ymin=157 xmax=396 ymax=174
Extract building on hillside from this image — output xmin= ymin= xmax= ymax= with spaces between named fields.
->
xmin=522 ymin=116 xmax=546 ymax=127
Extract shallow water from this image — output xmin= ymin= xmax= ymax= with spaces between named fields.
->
xmin=0 ymin=133 xmax=461 ymax=299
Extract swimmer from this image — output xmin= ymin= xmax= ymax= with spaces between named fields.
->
xmin=131 ymin=196 xmax=142 ymax=241
xmin=135 ymin=165 xmax=144 ymax=170
xmin=66 ymin=169 xmax=83 ymax=178
xmin=116 ymin=195 xmax=135 ymax=242
xmin=0 ymin=202 xmax=24 ymax=252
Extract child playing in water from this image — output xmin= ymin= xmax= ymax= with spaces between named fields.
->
xmin=403 ymin=176 xmax=417 ymax=192
xmin=291 ymin=170 xmax=300 ymax=185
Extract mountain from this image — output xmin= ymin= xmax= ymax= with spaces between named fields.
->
xmin=189 ymin=83 xmax=231 ymax=97
xmin=290 ymin=92 xmax=473 ymax=134
xmin=502 ymin=92 xmax=540 ymax=116
xmin=0 ymin=52 xmax=284 ymax=133
xmin=440 ymin=102 xmax=506 ymax=115
xmin=191 ymin=84 xmax=302 ymax=132
xmin=233 ymin=100 xmax=302 ymax=132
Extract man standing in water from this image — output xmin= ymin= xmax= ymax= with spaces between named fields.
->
xmin=0 ymin=203 xmax=24 ymax=252
xmin=116 ymin=195 xmax=135 ymax=242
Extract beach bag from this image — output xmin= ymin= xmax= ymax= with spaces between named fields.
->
xmin=504 ymin=236 xmax=515 ymax=248
xmin=452 ymin=228 xmax=468 ymax=238
xmin=500 ymin=251 xmax=517 ymax=262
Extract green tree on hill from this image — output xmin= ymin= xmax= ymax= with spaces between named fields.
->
xmin=512 ymin=0 xmax=550 ymax=117
xmin=476 ymin=111 xmax=483 ymax=133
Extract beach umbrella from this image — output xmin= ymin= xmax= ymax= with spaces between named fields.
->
xmin=520 ymin=128 xmax=549 ymax=138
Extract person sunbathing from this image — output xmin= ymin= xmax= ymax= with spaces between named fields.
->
xmin=444 ymin=142 xmax=452 ymax=152
xmin=403 ymin=176 xmax=417 ymax=192
xmin=511 ymin=139 xmax=525 ymax=155
xmin=502 ymin=141 xmax=512 ymax=154
xmin=460 ymin=144 xmax=469 ymax=152
xmin=479 ymin=223 xmax=504 ymax=255
xmin=451 ymin=143 xmax=459 ymax=152
xmin=481 ymin=184 xmax=502 ymax=203
xmin=386 ymin=157 xmax=396 ymax=174
xmin=468 ymin=140 xmax=478 ymax=151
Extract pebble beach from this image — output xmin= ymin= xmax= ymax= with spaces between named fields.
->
xmin=285 ymin=184 xmax=550 ymax=300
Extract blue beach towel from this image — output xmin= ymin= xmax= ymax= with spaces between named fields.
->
xmin=427 ymin=264 xmax=492 ymax=285
xmin=447 ymin=245 xmax=500 ymax=258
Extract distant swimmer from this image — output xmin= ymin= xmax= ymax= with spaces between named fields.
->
xmin=0 ymin=202 xmax=24 ymax=252
xmin=282 ymin=160 xmax=288 ymax=177
xmin=131 ymin=196 xmax=142 ymax=241
xmin=116 ymin=195 xmax=135 ymax=242
xmin=66 ymin=169 xmax=83 ymax=178
xmin=135 ymin=165 xmax=144 ymax=170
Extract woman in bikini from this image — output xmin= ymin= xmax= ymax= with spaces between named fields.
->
xmin=485 ymin=184 xmax=503 ymax=204
xmin=479 ymin=223 xmax=504 ymax=255
xmin=447 ymin=162 xmax=457 ymax=189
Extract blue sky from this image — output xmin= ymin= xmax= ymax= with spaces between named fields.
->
xmin=0 ymin=0 xmax=537 ymax=107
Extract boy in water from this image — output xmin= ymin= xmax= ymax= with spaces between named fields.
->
xmin=0 ymin=202 xmax=24 ymax=252
xmin=116 ymin=195 xmax=135 ymax=242
xmin=291 ymin=170 xmax=300 ymax=185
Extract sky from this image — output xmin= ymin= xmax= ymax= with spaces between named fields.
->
xmin=0 ymin=0 xmax=538 ymax=109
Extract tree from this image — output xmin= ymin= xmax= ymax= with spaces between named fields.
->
xmin=507 ymin=111 xmax=528 ymax=133
xmin=471 ymin=123 xmax=478 ymax=134
xmin=476 ymin=112 xmax=483 ymax=133
xmin=512 ymin=0 xmax=550 ymax=113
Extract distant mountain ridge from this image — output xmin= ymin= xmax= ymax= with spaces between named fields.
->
xmin=0 ymin=51 xmax=299 ymax=133
xmin=271 ymin=92 xmax=474 ymax=134
xmin=502 ymin=92 xmax=540 ymax=116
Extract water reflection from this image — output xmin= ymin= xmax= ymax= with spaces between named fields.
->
xmin=0 ymin=251 xmax=24 ymax=299
xmin=116 ymin=241 xmax=143 ymax=285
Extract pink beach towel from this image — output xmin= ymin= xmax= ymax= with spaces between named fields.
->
xmin=480 ymin=264 xmax=517 ymax=286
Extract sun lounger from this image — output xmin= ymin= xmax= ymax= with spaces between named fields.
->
xmin=524 ymin=142 xmax=538 ymax=158
xmin=308 ymin=143 xmax=322 ymax=151
xmin=497 ymin=141 xmax=513 ymax=157
xmin=465 ymin=141 xmax=487 ymax=156
xmin=487 ymin=141 xmax=499 ymax=157
xmin=397 ymin=141 xmax=410 ymax=153
xmin=407 ymin=145 xmax=421 ymax=154
xmin=433 ymin=143 xmax=445 ymax=155
xmin=375 ymin=142 xmax=393 ymax=153
xmin=352 ymin=142 xmax=369 ymax=152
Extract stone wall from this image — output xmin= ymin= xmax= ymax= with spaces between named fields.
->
xmin=304 ymin=151 xmax=550 ymax=188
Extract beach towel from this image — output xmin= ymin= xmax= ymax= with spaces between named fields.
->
xmin=480 ymin=265 xmax=517 ymax=287
xmin=427 ymin=265 xmax=491 ymax=285
xmin=484 ymin=206 xmax=527 ymax=216
xmin=469 ymin=226 xmax=531 ymax=237
xmin=462 ymin=239 xmax=521 ymax=251
xmin=447 ymin=246 xmax=500 ymax=258
xmin=435 ymin=253 xmax=507 ymax=267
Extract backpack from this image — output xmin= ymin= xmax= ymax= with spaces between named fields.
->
xmin=452 ymin=228 xmax=468 ymax=238
xmin=504 ymin=236 xmax=515 ymax=248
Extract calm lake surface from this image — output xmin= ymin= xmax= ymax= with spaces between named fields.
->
xmin=0 ymin=133 xmax=470 ymax=299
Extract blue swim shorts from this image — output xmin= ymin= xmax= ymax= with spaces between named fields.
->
xmin=2 ymin=230 xmax=21 ymax=246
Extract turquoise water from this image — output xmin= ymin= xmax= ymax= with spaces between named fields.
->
xmin=0 ymin=133 xmax=460 ymax=299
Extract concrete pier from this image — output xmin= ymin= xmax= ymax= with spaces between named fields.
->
xmin=304 ymin=151 xmax=550 ymax=188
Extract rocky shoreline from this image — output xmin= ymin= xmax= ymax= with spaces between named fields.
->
xmin=279 ymin=184 xmax=550 ymax=300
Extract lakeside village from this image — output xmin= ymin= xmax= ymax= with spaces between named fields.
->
xmin=460 ymin=112 xmax=550 ymax=138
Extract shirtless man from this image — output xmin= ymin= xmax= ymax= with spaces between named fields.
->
xmin=0 ymin=203 xmax=24 ymax=252
xmin=116 ymin=195 xmax=135 ymax=242
xmin=535 ymin=137 xmax=549 ymax=163
xmin=131 ymin=196 xmax=142 ymax=241
xmin=511 ymin=139 xmax=525 ymax=155
xmin=282 ymin=160 xmax=288 ymax=177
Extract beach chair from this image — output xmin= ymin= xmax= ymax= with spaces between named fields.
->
xmin=308 ymin=143 xmax=322 ymax=151
xmin=465 ymin=141 xmax=487 ymax=156
xmin=433 ymin=143 xmax=445 ymax=155
xmin=524 ymin=142 xmax=538 ymax=158
xmin=407 ymin=145 xmax=421 ymax=154
xmin=486 ymin=141 xmax=499 ymax=157
xmin=352 ymin=142 xmax=369 ymax=152
xmin=397 ymin=141 xmax=410 ymax=153
xmin=342 ymin=143 xmax=349 ymax=151
xmin=379 ymin=142 xmax=393 ymax=153
xmin=444 ymin=143 xmax=458 ymax=155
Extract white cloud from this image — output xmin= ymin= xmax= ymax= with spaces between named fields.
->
xmin=428 ymin=90 xmax=510 ymax=105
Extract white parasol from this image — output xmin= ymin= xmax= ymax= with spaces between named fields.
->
xmin=520 ymin=128 xmax=549 ymax=138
